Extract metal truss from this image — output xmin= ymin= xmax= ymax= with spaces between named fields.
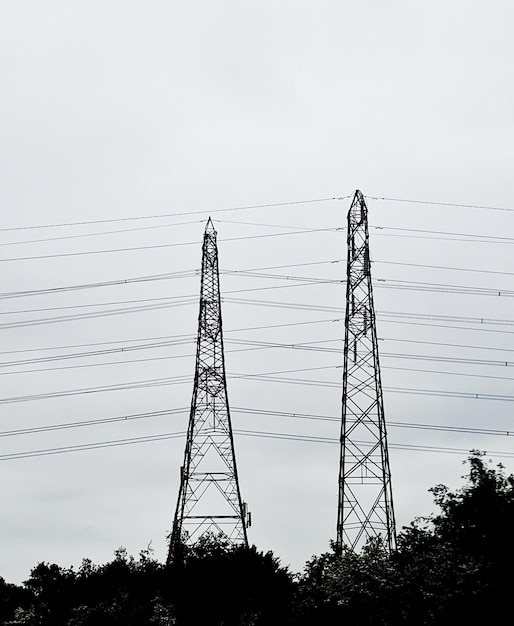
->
xmin=336 ymin=191 xmax=396 ymax=552
xmin=168 ymin=219 xmax=249 ymax=563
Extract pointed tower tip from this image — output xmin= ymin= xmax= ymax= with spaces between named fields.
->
xmin=205 ymin=217 xmax=216 ymax=234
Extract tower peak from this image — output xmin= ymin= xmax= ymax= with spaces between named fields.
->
xmin=205 ymin=217 xmax=216 ymax=234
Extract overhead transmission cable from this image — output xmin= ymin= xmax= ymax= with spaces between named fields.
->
xmin=1 ymin=193 xmax=512 ymax=239
xmin=0 ymin=197 xmax=346 ymax=233
xmin=1 ymin=340 xmax=513 ymax=383
xmin=226 ymin=298 xmax=514 ymax=328
xmin=0 ymin=226 xmax=341 ymax=263
xmin=2 ymin=257 xmax=512 ymax=303
xmin=3 ymin=406 xmax=513 ymax=441
xmin=0 ymin=317 xmax=342 ymax=357
xmin=370 ymin=225 xmax=514 ymax=244
xmin=0 ymin=269 xmax=198 ymax=301
xmin=375 ymin=260 xmax=514 ymax=278
xmin=2 ymin=192 xmax=512 ymax=238
xmin=2 ymin=335 xmax=511 ymax=372
xmin=2 ymin=366 xmax=514 ymax=405
xmin=0 ymin=260 xmax=341 ymax=301
xmin=366 ymin=195 xmax=514 ymax=213
xmin=0 ymin=219 xmax=205 ymax=248
xmin=2 ymin=428 xmax=514 ymax=462
xmin=2 ymin=220 xmax=514 ymax=263
xmin=0 ymin=281 xmax=338 ymax=330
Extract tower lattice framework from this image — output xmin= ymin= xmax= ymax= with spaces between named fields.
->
xmin=168 ymin=218 xmax=249 ymax=563
xmin=336 ymin=190 xmax=396 ymax=552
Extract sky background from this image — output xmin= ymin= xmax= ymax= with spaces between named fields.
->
xmin=1 ymin=1 xmax=514 ymax=584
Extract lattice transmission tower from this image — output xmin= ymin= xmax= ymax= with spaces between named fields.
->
xmin=167 ymin=218 xmax=250 ymax=564
xmin=336 ymin=190 xmax=396 ymax=553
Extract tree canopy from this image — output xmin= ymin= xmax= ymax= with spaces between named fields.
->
xmin=2 ymin=452 xmax=513 ymax=625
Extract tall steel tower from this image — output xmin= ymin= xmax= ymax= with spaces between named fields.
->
xmin=168 ymin=218 xmax=249 ymax=563
xmin=336 ymin=190 xmax=396 ymax=553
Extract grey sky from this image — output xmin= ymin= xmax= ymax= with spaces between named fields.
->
xmin=0 ymin=1 xmax=513 ymax=584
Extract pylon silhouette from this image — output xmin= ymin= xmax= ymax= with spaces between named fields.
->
xmin=168 ymin=218 xmax=249 ymax=564
xmin=336 ymin=191 xmax=396 ymax=552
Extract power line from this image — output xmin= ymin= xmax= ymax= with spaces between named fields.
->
xmin=0 ymin=367 xmax=336 ymax=405
xmin=2 ymin=194 xmax=512 ymax=239
xmin=380 ymin=336 xmax=514 ymax=354
xmin=0 ymin=408 xmax=188 ymax=437
xmin=2 ymin=220 xmax=514 ymax=263
xmin=0 ymin=219 xmax=204 ymax=248
xmin=372 ymin=225 xmax=514 ymax=243
xmin=0 ymin=197 xmax=346 ymax=233
xmin=378 ymin=310 xmax=514 ymax=327
xmin=3 ymin=293 xmax=510 ymax=338
xmin=0 ymin=375 xmax=190 ymax=405
xmin=226 ymin=298 xmax=514 ymax=328
xmin=375 ymin=260 xmax=514 ymax=278
xmin=0 ymin=338 xmax=335 ymax=376
xmin=3 ymin=339 xmax=514 ymax=383
xmin=375 ymin=278 xmax=514 ymax=298
xmin=366 ymin=195 xmax=514 ymax=213
xmin=3 ymin=258 xmax=513 ymax=302
xmin=0 ymin=337 xmax=195 ymax=368
xmin=216 ymin=218 xmax=319 ymax=231
xmin=0 ymin=281 xmax=336 ymax=330
xmin=0 ymin=226 xmax=340 ymax=263
xmin=381 ymin=351 xmax=514 ymax=368
xmin=0 ymin=431 xmax=188 ymax=461
xmin=2 ymin=426 xmax=513 ymax=462
xmin=0 ymin=298 xmax=197 ymax=330
xmin=224 ymin=270 xmax=342 ymax=285
xmin=2 ymin=273 xmax=512 ymax=323
xmin=233 ymin=408 xmax=514 ymax=437
xmin=236 ymin=430 xmax=514 ymax=458
xmin=0 ymin=317 xmax=342 ymax=357
xmin=3 ymin=365 xmax=514 ymax=405
xmin=233 ymin=271 xmax=514 ymax=297
xmin=0 ymin=270 xmax=197 ymax=301
xmin=382 ymin=365 xmax=514 ymax=383
xmin=0 ymin=277 xmax=338 ymax=317
xmin=2 ymin=405 xmax=513 ymax=443
xmin=0 ymin=260 xmax=341 ymax=301
xmin=0 ymin=337 xmax=336 ymax=372
xmin=232 ymin=373 xmax=514 ymax=401
xmin=381 ymin=319 xmax=514 ymax=336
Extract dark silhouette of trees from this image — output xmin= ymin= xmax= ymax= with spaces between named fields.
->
xmin=294 ymin=538 xmax=403 ymax=626
xmin=4 ymin=547 xmax=168 ymax=626
xmin=2 ymin=452 xmax=513 ymax=625
xmin=168 ymin=534 xmax=295 ymax=626
xmin=1 ymin=540 xmax=294 ymax=625
xmin=294 ymin=452 xmax=514 ymax=625
xmin=0 ymin=576 xmax=32 ymax=625
xmin=396 ymin=451 xmax=514 ymax=624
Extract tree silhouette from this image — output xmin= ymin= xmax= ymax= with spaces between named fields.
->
xmin=2 ymin=452 xmax=513 ymax=625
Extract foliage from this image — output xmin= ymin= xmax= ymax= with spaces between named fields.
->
xmin=294 ymin=538 xmax=399 ymax=625
xmin=169 ymin=533 xmax=295 ymax=625
xmin=2 ymin=452 xmax=514 ymax=625
xmin=0 ymin=576 xmax=33 ymax=625
xmin=395 ymin=451 xmax=514 ymax=624
xmin=13 ymin=546 xmax=167 ymax=626
xmin=294 ymin=452 xmax=514 ymax=625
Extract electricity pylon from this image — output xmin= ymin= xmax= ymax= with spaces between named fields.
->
xmin=167 ymin=218 xmax=249 ymax=564
xmin=336 ymin=190 xmax=396 ymax=553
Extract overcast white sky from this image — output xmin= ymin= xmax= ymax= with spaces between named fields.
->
xmin=1 ymin=1 xmax=514 ymax=584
